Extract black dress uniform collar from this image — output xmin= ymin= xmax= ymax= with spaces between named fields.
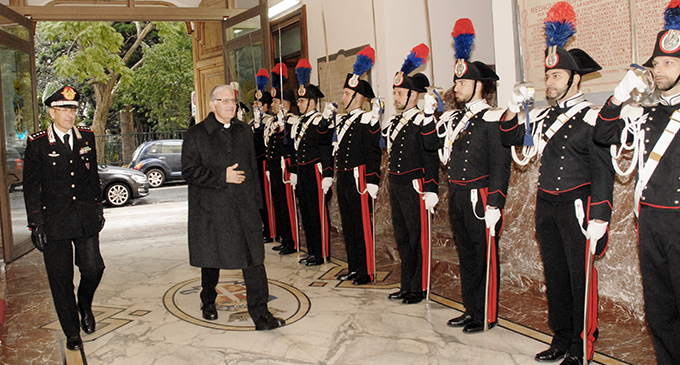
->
xmin=401 ymin=106 xmax=420 ymax=120
xmin=555 ymin=92 xmax=585 ymax=109
xmin=659 ymin=92 xmax=680 ymax=106
xmin=465 ymin=99 xmax=489 ymax=114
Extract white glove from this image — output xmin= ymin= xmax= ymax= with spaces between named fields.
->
xmin=237 ymin=108 xmax=245 ymax=121
xmin=277 ymin=109 xmax=285 ymax=123
xmin=322 ymin=177 xmax=333 ymax=194
xmin=485 ymin=206 xmax=502 ymax=236
xmin=370 ymin=98 xmax=383 ymax=126
xmin=614 ymin=70 xmax=647 ymax=103
xmin=289 ymin=173 xmax=297 ymax=189
xmin=366 ymin=183 xmax=379 ymax=199
xmin=507 ymin=85 xmax=530 ymax=114
xmin=423 ymin=192 xmax=438 ymax=213
xmin=253 ymin=107 xmax=263 ymax=123
xmin=322 ymin=102 xmax=337 ymax=120
xmin=586 ymin=220 xmax=608 ymax=255
xmin=423 ymin=93 xmax=437 ymax=115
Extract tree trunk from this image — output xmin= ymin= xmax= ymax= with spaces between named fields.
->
xmin=120 ymin=105 xmax=135 ymax=166
xmin=91 ymin=78 xmax=117 ymax=163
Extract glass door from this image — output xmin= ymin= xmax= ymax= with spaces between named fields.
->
xmin=223 ymin=2 xmax=271 ymax=120
xmin=0 ymin=4 xmax=38 ymax=262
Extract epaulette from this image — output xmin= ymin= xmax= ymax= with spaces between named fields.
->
xmin=518 ymin=106 xmax=552 ymax=124
xmin=482 ymin=108 xmax=506 ymax=122
xmin=27 ymin=129 xmax=47 ymax=142
xmin=310 ymin=113 xmax=324 ymax=126
xmin=412 ymin=112 xmax=426 ymax=126
xmin=583 ymin=108 xmax=601 ymax=126
xmin=286 ymin=114 xmax=300 ymax=125
xmin=76 ymin=126 xmax=92 ymax=131
xmin=359 ymin=111 xmax=373 ymax=124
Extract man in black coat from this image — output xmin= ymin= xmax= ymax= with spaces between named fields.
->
xmin=23 ymin=86 xmax=105 ymax=351
xmin=181 ymin=84 xmax=284 ymax=331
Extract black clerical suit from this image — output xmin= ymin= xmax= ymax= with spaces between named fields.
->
xmin=422 ymin=99 xmax=511 ymax=325
xmin=595 ymin=94 xmax=680 ymax=365
xmin=384 ymin=106 xmax=439 ymax=295
xmin=23 ymin=125 xmax=105 ymax=338
xmin=500 ymin=93 xmax=614 ymax=359
xmin=181 ymin=113 xmax=270 ymax=323
xmin=334 ymin=108 xmax=382 ymax=280
xmin=294 ymin=109 xmax=334 ymax=260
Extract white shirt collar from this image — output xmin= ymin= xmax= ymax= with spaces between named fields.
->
xmin=52 ymin=125 xmax=72 ymax=147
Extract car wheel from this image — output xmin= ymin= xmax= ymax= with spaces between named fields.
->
xmin=106 ymin=183 xmax=131 ymax=207
xmin=146 ymin=168 xmax=165 ymax=188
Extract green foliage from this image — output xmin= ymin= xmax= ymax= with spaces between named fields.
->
xmin=120 ymin=22 xmax=194 ymax=131
xmin=38 ymin=22 xmax=133 ymax=85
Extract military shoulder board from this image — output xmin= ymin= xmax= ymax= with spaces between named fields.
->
xmin=27 ymin=130 xmax=47 ymax=141
xmin=481 ymin=108 xmax=506 ymax=122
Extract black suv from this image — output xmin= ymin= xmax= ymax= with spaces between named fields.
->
xmin=129 ymin=139 xmax=183 ymax=188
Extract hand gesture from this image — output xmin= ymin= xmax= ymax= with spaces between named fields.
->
xmin=226 ymin=163 xmax=246 ymax=184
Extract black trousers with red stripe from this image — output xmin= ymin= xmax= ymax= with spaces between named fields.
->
xmin=638 ymin=207 xmax=680 ymax=365
xmin=257 ymin=158 xmax=272 ymax=239
xmin=297 ymin=163 xmax=330 ymax=258
xmin=267 ymin=158 xmax=295 ymax=249
xmin=535 ymin=193 xmax=597 ymax=359
xmin=337 ymin=169 xmax=373 ymax=277
xmin=449 ymin=188 xmax=501 ymax=324
xmin=389 ymin=177 xmax=428 ymax=294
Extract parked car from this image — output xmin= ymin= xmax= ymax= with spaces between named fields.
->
xmin=99 ymin=165 xmax=150 ymax=206
xmin=129 ymin=139 xmax=183 ymax=188
xmin=6 ymin=146 xmax=24 ymax=192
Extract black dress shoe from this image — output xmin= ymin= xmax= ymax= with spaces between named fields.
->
xmin=279 ymin=246 xmax=296 ymax=255
xmin=388 ymin=290 xmax=407 ymax=300
xmin=352 ymin=274 xmax=372 ymax=285
xmin=78 ymin=305 xmax=96 ymax=334
xmin=201 ymin=303 xmax=218 ymax=320
xmin=254 ymin=313 xmax=285 ymax=330
xmin=535 ymin=348 xmax=567 ymax=362
xmin=447 ymin=313 xmax=474 ymax=327
xmin=337 ymin=271 xmax=358 ymax=281
xmin=559 ymin=355 xmax=583 ymax=365
xmin=66 ymin=334 xmax=83 ymax=351
xmin=462 ymin=320 xmax=496 ymax=333
xmin=402 ymin=292 xmax=424 ymax=304
xmin=305 ymin=256 xmax=325 ymax=266
xmin=299 ymin=255 xmax=314 ymax=264
xmin=263 ymin=237 xmax=274 ymax=243
xmin=272 ymin=244 xmax=285 ymax=251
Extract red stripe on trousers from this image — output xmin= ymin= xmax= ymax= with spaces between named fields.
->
xmin=418 ymin=178 xmax=430 ymax=293
xmin=263 ymin=160 xmax=276 ymax=237
xmin=358 ymin=165 xmax=375 ymax=281
xmin=315 ymin=163 xmax=329 ymax=258
xmin=283 ymin=158 xmax=298 ymax=249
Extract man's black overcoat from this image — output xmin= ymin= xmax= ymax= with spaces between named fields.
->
xmin=182 ymin=113 xmax=264 ymax=269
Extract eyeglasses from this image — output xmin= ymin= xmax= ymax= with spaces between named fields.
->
xmin=213 ymin=98 xmax=237 ymax=105
xmin=54 ymin=107 xmax=77 ymax=114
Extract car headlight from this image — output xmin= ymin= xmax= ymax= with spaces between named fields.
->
xmin=131 ymin=175 xmax=147 ymax=183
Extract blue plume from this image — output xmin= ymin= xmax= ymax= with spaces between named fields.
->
xmin=453 ymin=33 xmax=475 ymax=61
xmin=257 ymin=75 xmax=268 ymax=91
xmin=544 ymin=21 xmax=576 ymax=48
xmin=296 ymin=67 xmax=311 ymax=85
xmin=401 ymin=51 xmax=424 ymax=75
xmin=665 ymin=6 xmax=680 ymax=30
xmin=353 ymin=54 xmax=374 ymax=77
xmin=272 ymin=75 xmax=282 ymax=90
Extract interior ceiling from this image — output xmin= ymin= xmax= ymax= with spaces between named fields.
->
xmin=6 ymin=0 xmax=248 ymax=21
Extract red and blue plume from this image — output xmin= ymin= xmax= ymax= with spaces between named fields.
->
xmin=353 ymin=46 xmax=375 ymax=77
xmin=295 ymin=59 xmax=312 ymax=86
xmin=272 ymin=63 xmax=288 ymax=79
xmin=543 ymin=1 xmax=577 ymax=48
xmin=400 ymin=43 xmax=429 ymax=75
xmin=256 ymin=68 xmax=269 ymax=91
xmin=452 ymin=18 xmax=475 ymax=61
xmin=665 ymin=0 xmax=680 ymax=30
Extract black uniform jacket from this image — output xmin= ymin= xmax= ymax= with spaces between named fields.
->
xmin=595 ymin=94 xmax=680 ymax=209
xmin=334 ymin=108 xmax=382 ymax=185
xmin=265 ymin=113 xmax=297 ymax=172
xmin=422 ymin=100 xmax=511 ymax=208
xmin=251 ymin=116 xmax=266 ymax=161
xmin=384 ymin=107 xmax=439 ymax=193
xmin=500 ymin=93 xmax=614 ymax=221
xmin=294 ymin=109 xmax=334 ymax=178
xmin=23 ymin=124 xmax=102 ymax=240
xmin=182 ymin=113 xmax=264 ymax=269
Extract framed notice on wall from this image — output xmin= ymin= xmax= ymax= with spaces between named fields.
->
xmin=517 ymin=0 xmax=666 ymax=100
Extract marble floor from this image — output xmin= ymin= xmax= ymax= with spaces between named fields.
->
xmin=0 ymin=201 xmax=641 ymax=364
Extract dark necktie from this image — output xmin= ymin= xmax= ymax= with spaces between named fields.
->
xmin=63 ymin=134 xmax=71 ymax=151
